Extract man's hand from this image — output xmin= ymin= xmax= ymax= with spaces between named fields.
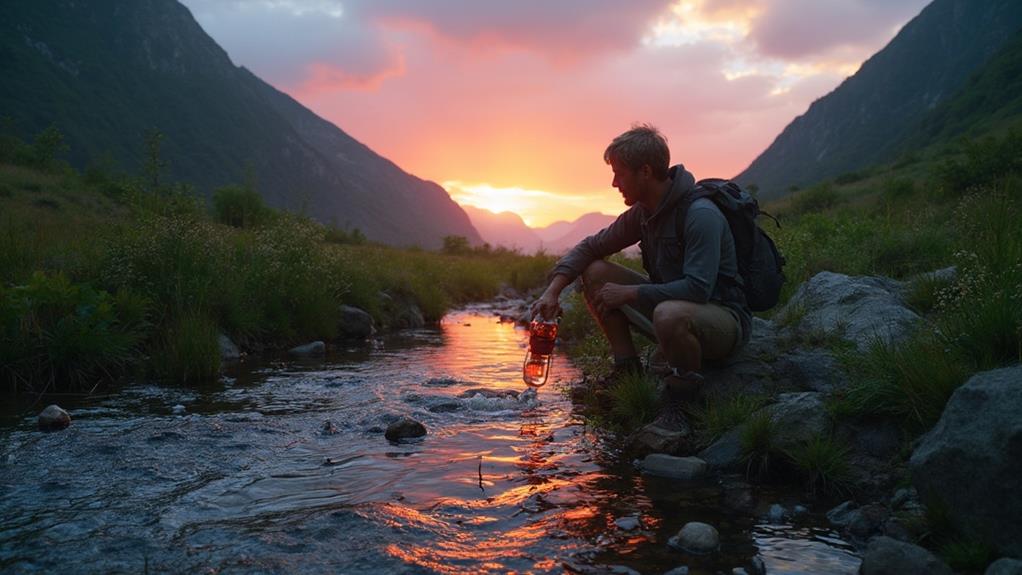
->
xmin=530 ymin=291 xmax=561 ymax=321
xmin=593 ymin=282 xmax=639 ymax=316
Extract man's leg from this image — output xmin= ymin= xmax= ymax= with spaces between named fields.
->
xmin=652 ymin=300 xmax=740 ymax=373
xmin=579 ymin=260 xmax=650 ymax=365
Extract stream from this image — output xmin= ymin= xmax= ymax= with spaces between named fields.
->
xmin=0 ymin=302 xmax=861 ymax=574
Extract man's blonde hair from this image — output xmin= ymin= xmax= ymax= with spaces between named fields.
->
xmin=603 ymin=123 xmax=670 ymax=180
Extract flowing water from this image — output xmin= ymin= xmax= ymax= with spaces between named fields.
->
xmin=0 ymin=303 xmax=860 ymax=574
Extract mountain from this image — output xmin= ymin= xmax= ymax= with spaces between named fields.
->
xmin=537 ymin=212 xmax=620 ymax=255
xmin=461 ymin=205 xmax=544 ymax=253
xmin=0 ymin=0 xmax=480 ymax=248
xmin=736 ymin=0 xmax=1022 ymax=199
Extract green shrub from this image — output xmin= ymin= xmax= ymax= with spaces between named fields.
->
xmin=212 ymin=184 xmax=273 ymax=228
xmin=696 ymin=394 xmax=767 ymax=443
xmin=789 ymin=183 xmax=841 ymax=215
xmin=882 ymin=177 xmax=915 ymax=202
xmin=788 ymin=435 xmax=853 ymax=495
xmin=834 ymin=331 xmax=969 ymax=430
xmin=0 ymin=273 xmax=148 ymax=392
xmin=608 ymin=372 xmax=659 ymax=429
xmin=153 ymin=309 xmax=220 ymax=383
xmin=940 ymin=538 xmax=995 ymax=573
xmin=905 ymin=273 xmax=954 ymax=315
xmin=835 ymin=171 xmax=865 ymax=185
xmin=740 ymin=411 xmax=780 ymax=479
xmin=938 ymin=131 xmax=1022 ymax=193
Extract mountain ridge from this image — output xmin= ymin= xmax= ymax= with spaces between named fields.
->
xmin=0 ymin=0 xmax=480 ymax=248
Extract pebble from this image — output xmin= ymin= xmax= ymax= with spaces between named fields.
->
xmin=614 ymin=516 xmax=641 ymax=531
xmin=171 ymin=404 xmax=187 ymax=415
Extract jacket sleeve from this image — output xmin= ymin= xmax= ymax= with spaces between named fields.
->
xmin=550 ymin=207 xmax=642 ymax=282
xmin=637 ymin=202 xmax=724 ymax=307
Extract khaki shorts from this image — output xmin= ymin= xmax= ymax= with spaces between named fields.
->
xmin=583 ymin=260 xmax=742 ymax=360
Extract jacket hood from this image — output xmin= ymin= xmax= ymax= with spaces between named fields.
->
xmin=647 ymin=164 xmax=696 ymax=221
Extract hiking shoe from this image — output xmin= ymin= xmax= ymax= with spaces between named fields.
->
xmin=661 ymin=369 xmax=705 ymax=401
xmin=645 ymin=370 xmax=704 ymax=432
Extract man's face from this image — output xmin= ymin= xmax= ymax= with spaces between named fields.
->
xmin=610 ymin=156 xmax=645 ymax=207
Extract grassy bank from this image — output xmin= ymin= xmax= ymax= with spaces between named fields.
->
xmin=0 ymin=132 xmax=555 ymax=394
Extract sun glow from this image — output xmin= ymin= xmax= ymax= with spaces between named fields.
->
xmin=443 ymin=181 xmax=620 ymax=228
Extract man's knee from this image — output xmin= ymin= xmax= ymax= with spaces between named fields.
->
xmin=580 ymin=259 xmax=615 ymax=297
xmin=653 ymin=300 xmax=699 ymax=336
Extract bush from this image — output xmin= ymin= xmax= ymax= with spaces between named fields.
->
xmin=789 ymin=182 xmax=840 ymax=215
xmin=153 ymin=309 xmax=220 ymax=383
xmin=695 ymin=394 xmax=767 ymax=443
xmin=938 ymin=131 xmax=1022 ymax=193
xmin=608 ymin=372 xmax=659 ymax=429
xmin=788 ymin=435 xmax=853 ymax=495
xmin=212 ymin=184 xmax=272 ymax=228
xmin=0 ymin=273 xmax=148 ymax=392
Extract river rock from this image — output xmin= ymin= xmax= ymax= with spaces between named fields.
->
xmin=627 ymin=421 xmax=692 ymax=457
xmin=859 ymin=536 xmax=952 ymax=575
xmin=639 ymin=454 xmax=707 ymax=480
xmin=663 ymin=568 xmax=689 ymax=575
xmin=338 ymin=305 xmax=375 ymax=340
xmin=779 ymin=271 xmax=920 ymax=351
xmin=909 ymin=365 xmax=1022 ymax=557
xmin=668 ymin=522 xmax=719 ymax=554
xmin=987 ymin=558 xmax=1022 ymax=575
xmin=761 ymin=392 xmax=830 ymax=452
xmin=384 ymin=417 xmax=427 ymax=441
xmin=288 ymin=341 xmax=325 ymax=356
xmin=614 ymin=516 xmax=641 ymax=531
xmin=699 ymin=428 xmax=743 ymax=471
xmin=218 ymin=333 xmax=241 ymax=362
xmin=37 ymin=404 xmax=70 ymax=432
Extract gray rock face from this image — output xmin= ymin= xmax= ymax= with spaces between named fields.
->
xmin=910 ymin=365 xmax=1022 ymax=557
xmin=779 ymin=271 xmax=920 ymax=351
xmin=37 ymin=404 xmax=70 ymax=432
xmin=288 ymin=341 xmax=325 ymax=356
xmin=218 ymin=333 xmax=241 ymax=362
xmin=859 ymin=536 xmax=952 ymax=575
xmin=669 ymin=522 xmax=719 ymax=554
xmin=762 ymin=392 xmax=830 ymax=452
xmin=774 ymin=348 xmax=847 ymax=393
xmin=986 ymin=558 xmax=1022 ymax=575
xmin=338 ymin=305 xmax=375 ymax=340
xmin=384 ymin=417 xmax=427 ymax=442
xmin=639 ymin=454 xmax=707 ymax=480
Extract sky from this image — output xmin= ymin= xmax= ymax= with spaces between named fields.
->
xmin=180 ymin=0 xmax=930 ymax=227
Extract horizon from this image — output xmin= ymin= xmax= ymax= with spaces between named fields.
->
xmin=182 ymin=0 xmax=930 ymax=227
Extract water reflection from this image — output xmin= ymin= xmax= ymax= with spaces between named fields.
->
xmin=0 ymin=304 xmax=859 ymax=574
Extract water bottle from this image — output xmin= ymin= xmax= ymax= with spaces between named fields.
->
xmin=523 ymin=317 xmax=558 ymax=388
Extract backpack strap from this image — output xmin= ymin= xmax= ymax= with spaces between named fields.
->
xmin=674 ymin=179 xmax=744 ymax=289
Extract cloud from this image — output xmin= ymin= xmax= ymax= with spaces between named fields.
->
xmin=746 ymin=0 xmax=930 ymax=60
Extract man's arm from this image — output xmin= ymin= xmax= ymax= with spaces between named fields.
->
xmin=636 ymin=202 xmax=724 ymax=307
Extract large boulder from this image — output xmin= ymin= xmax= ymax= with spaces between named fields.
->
xmin=779 ymin=271 xmax=920 ymax=351
xmin=338 ymin=305 xmax=375 ymax=340
xmin=859 ymin=536 xmax=952 ymax=575
xmin=761 ymin=392 xmax=830 ymax=452
xmin=909 ymin=365 xmax=1022 ymax=556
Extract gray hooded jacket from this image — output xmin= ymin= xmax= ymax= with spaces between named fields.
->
xmin=551 ymin=164 xmax=752 ymax=347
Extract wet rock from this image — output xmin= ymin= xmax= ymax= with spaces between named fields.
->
xmin=458 ymin=388 xmax=519 ymax=400
xmin=664 ymin=568 xmax=689 ymax=575
xmin=761 ymin=392 xmax=830 ymax=452
xmin=748 ymin=555 xmax=766 ymax=575
xmin=288 ymin=341 xmax=325 ymax=356
xmin=639 ymin=454 xmax=707 ymax=480
xmin=218 ymin=333 xmax=241 ymax=362
xmin=767 ymin=503 xmax=786 ymax=523
xmin=669 ymin=522 xmax=719 ymax=554
xmin=836 ymin=419 xmax=902 ymax=459
xmin=859 ymin=536 xmax=952 ymax=575
xmin=338 ymin=305 xmax=375 ymax=340
xmin=987 ymin=558 xmax=1022 ymax=575
xmin=37 ymin=405 xmax=71 ymax=431
xmin=827 ymin=501 xmax=857 ymax=526
xmin=627 ymin=420 xmax=693 ymax=457
xmin=699 ymin=428 xmax=743 ymax=470
xmin=779 ymin=271 xmax=920 ymax=351
xmin=614 ymin=516 xmax=641 ymax=531
xmin=848 ymin=503 xmax=890 ymax=539
xmin=560 ymin=561 xmax=640 ymax=575
xmin=384 ymin=417 xmax=427 ymax=442
xmin=379 ymin=291 xmax=425 ymax=329
xmin=321 ymin=420 xmax=339 ymax=435
xmin=732 ymin=569 xmax=749 ymax=575
xmin=171 ymin=404 xmax=187 ymax=416
xmin=910 ymin=365 xmax=1022 ymax=557
xmin=426 ymin=401 xmax=463 ymax=413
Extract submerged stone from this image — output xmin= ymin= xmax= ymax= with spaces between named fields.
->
xmin=669 ymin=522 xmax=719 ymax=554
xmin=37 ymin=405 xmax=70 ymax=432
xmin=288 ymin=341 xmax=326 ymax=356
xmin=384 ymin=417 xmax=427 ymax=442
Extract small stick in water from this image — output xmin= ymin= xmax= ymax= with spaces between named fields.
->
xmin=478 ymin=456 xmax=484 ymax=491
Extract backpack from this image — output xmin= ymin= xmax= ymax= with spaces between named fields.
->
xmin=676 ymin=178 xmax=786 ymax=312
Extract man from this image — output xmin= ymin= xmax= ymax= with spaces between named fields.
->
xmin=530 ymin=124 xmax=752 ymax=431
